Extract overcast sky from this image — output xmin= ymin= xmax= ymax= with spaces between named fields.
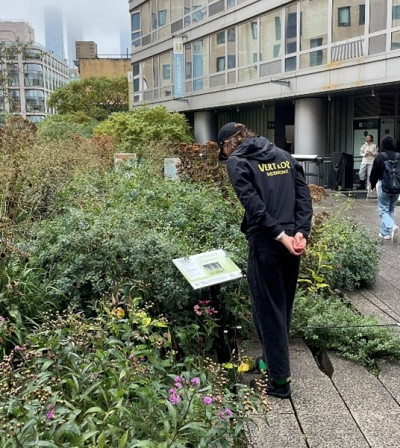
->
xmin=0 ymin=0 xmax=131 ymax=56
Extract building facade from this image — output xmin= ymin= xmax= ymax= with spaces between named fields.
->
xmin=128 ymin=0 xmax=400 ymax=175
xmin=0 ymin=21 xmax=69 ymax=123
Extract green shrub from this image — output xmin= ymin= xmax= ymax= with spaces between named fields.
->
xmin=36 ymin=113 xmax=99 ymax=140
xmin=29 ymin=162 xmax=250 ymax=351
xmin=93 ymin=105 xmax=193 ymax=156
xmin=292 ymin=290 xmax=400 ymax=367
xmin=301 ymin=211 xmax=380 ymax=291
xmin=0 ymin=116 xmax=114 ymax=229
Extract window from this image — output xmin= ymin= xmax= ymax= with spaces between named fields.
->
xmin=285 ymin=56 xmax=296 ymax=71
xmin=310 ymin=38 xmax=323 ymax=66
xmin=227 ymin=55 xmax=236 ymax=69
xmin=7 ymin=63 xmax=19 ymax=87
xmin=359 ymin=5 xmax=365 ymax=25
xmin=217 ymin=56 xmax=225 ymax=71
xmin=338 ymin=7 xmax=350 ymax=26
xmin=162 ymin=64 xmax=171 ymax=79
xmin=227 ymin=28 xmax=236 ymax=42
xmin=251 ymin=21 xmax=258 ymax=40
xmin=227 ymin=0 xmax=236 ymax=8
xmin=132 ymin=32 xmax=141 ymax=47
xmin=286 ymin=41 xmax=296 ymax=54
xmin=393 ymin=5 xmax=400 ymax=20
xmin=273 ymin=44 xmax=281 ymax=58
xmin=152 ymin=13 xmax=157 ymax=29
xmin=287 ymin=13 xmax=297 ymax=38
xmin=275 ymin=17 xmax=281 ymax=40
xmin=217 ymin=32 xmax=225 ymax=44
xmin=131 ymin=12 xmax=140 ymax=31
xmin=158 ymin=10 xmax=167 ymax=26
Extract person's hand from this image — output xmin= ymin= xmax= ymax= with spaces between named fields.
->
xmin=293 ymin=232 xmax=307 ymax=256
xmin=280 ymin=234 xmax=297 ymax=255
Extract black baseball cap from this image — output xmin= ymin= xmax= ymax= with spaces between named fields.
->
xmin=217 ymin=122 xmax=238 ymax=149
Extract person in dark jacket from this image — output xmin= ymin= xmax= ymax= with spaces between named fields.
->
xmin=217 ymin=122 xmax=313 ymax=398
xmin=370 ymin=135 xmax=399 ymax=242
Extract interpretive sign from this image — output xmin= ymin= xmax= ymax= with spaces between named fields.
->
xmin=173 ymin=249 xmax=243 ymax=290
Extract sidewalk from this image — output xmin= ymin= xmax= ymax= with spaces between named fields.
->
xmin=243 ymin=191 xmax=400 ymax=448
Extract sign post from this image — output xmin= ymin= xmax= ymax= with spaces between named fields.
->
xmin=173 ymin=249 xmax=243 ymax=362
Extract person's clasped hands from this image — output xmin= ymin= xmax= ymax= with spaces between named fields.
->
xmin=279 ymin=232 xmax=307 ymax=256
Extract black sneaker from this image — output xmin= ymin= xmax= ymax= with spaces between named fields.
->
xmin=267 ymin=379 xmax=291 ymax=399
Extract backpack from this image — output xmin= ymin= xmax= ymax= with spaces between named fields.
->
xmin=381 ymin=152 xmax=400 ymax=194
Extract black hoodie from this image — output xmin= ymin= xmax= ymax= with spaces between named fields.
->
xmin=226 ymin=136 xmax=313 ymax=238
xmin=369 ymin=135 xmax=399 ymax=190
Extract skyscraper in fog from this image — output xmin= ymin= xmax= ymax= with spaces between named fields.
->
xmin=44 ymin=5 xmax=65 ymax=60
xmin=66 ymin=16 xmax=83 ymax=67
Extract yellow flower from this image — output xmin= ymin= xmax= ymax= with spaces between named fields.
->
xmin=112 ymin=307 xmax=125 ymax=318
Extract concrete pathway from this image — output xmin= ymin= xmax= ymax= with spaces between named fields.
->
xmin=243 ymin=192 xmax=400 ymax=448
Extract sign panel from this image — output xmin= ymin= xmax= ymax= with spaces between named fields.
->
xmin=173 ymin=38 xmax=184 ymax=98
xmin=173 ymin=249 xmax=243 ymax=290
xmin=164 ymin=158 xmax=180 ymax=180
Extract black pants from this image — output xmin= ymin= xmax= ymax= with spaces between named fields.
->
xmin=247 ymin=232 xmax=300 ymax=379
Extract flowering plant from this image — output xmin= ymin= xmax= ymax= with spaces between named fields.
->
xmin=0 ymin=295 xmax=268 ymax=447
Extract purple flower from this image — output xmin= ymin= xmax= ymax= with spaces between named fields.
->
xmin=191 ymin=377 xmax=200 ymax=387
xmin=225 ymin=408 xmax=233 ymax=416
xmin=46 ymin=405 xmax=55 ymax=420
xmin=0 ymin=316 xmax=5 ymax=323
xmin=203 ymin=396 xmax=213 ymax=405
xmin=194 ymin=304 xmax=202 ymax=316
xmin=174 ymin=376 xmax=184 ymax=389
xmin=169 ymin=388 xmax=181 ymax=406
xmin=14 ymin=345 xmax=21 ymax=352
xmin=218 ymin=410 xmax=226 ymax=419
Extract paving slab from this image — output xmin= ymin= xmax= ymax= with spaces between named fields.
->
xmin=329 ymin=352 xmax=400 ymax=447
xmin=290 ymin=340 xmax=369 ymax=448
xmin=347 ymin=290 xmax=400 ymax=327
xmin=378 ymin=359 xmax=400 ymax=404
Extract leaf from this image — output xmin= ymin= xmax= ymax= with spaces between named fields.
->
xmin=41 ymin=359 xmax=55 ymax=371
xmin=118 ymin=430 xmax=129 ymax=448
xmin=97 ymin=431 xmax=106 ymax=448
xmin=237 ymin=362 xmax=250 ymax=373
xmin=84 ymin=406 xmax=106 ymax=416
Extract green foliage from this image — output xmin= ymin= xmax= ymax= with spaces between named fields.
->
xmin=93 ymin=105 xmax=193 ymax=156
xmin=301 ymin=210 xmax=380 ymax=292
xmin=0 ymin=116 xmax=114 ymax=230
xmin=28 ymin=162 xmax=249 ymax=349
xmin=0 ymin=296 xmax=268 ymax=447
xmin=292 ymin=290 xmax=400 ymax=367
xmin=0 ymin=244 xmax=56 ymax=358
xmin=36 ymin=113 xmax=99 ymax=141
xmin=47 ymin=76 xmax=129 ymax=121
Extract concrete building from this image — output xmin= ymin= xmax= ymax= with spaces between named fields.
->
xmin=0 ymin=21 xmax=69 ymax=122
xmin=75 ymin=41 xmax=131 ymax=79
xmin=128 ymin=0 xmax=400 ymax=182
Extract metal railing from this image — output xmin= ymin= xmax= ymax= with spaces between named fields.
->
xmin=294 ymin=154 xmax=363 ymax=189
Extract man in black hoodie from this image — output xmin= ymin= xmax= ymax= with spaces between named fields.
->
xmin=217 ymin=122 xmax=313 ymax=398
xmin=370 ymin=135 xmax=400 ymax=242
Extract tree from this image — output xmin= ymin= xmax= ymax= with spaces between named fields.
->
xmin=93 ymin=105 xmax=193 ymax=155
xmin=47 ymin=76 xmax=129 ymax=120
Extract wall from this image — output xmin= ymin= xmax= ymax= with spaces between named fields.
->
xmin=78 ymin=59 xmax=132 ymax=78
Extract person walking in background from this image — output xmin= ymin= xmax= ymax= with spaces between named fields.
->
xmin=370 ymin=135 xmax=400 ymax=242
xmin=217 ymin=122 xmax=313 ymax=398
xmin=357 ymin=134 xmax=378 ymax=191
